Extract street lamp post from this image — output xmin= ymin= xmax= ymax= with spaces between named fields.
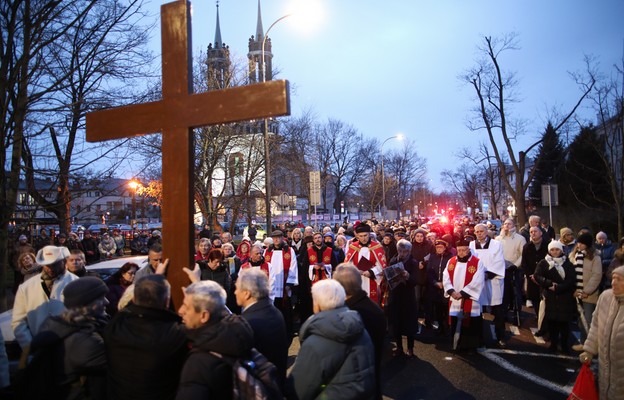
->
xmin=380 ymin=134 xmax=403 ymax=220
xmin=261 ymin=14 xmax=292 ymax=235
xmin=128 ymin=180 xmax=140 ymax=230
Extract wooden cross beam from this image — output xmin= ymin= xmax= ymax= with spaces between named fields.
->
xmin=86 ymin=0 xmax=290 ymax=307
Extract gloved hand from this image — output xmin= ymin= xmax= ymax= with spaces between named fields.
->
xmin=579 ymin=351 xmax=593 ymax=364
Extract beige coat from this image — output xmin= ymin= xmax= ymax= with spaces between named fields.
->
xmin=570 ymin=250 xmax=602 ymax=304
xmin=583 ymin=289 xmax=624 ymax=400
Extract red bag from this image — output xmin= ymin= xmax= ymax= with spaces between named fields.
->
xmin=568 ymin=364 xmax=598 ymax=400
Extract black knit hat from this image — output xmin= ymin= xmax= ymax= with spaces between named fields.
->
xmin=577 ymin=232 xmax=593 ymax=248
xmin=63 ymin=277 xmax=109 ymax=308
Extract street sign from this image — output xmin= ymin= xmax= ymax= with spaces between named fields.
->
xmin=541 ymin=185 xmax=559 ymax=206
xmin=309 ymin=171 xmax=321 ymax=206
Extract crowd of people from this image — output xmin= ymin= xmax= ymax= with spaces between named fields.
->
xmin=2 ymin=214 xmax=623 ymax=399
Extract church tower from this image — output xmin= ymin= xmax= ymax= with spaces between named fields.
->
xmin=247 ymin=0 xmax=273 ymax=83
xmin=206 ymin=2 xmax=231 ymax=90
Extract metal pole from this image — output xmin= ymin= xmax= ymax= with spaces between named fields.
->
xmin=381 ymin=153 xmax=386 ymax=221
xmin=548 ymin=184 xmax=553 ymax=230
xmin=261 ymin=14 xmax=292 ymax=235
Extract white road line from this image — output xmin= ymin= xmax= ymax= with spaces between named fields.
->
xmin=480 ymin=351 xmax=574 ymax=395
xmin=484 ymin=348 xmax=577 ymax=360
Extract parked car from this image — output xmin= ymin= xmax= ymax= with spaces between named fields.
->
xmin=87 ymin=224 xmax=109 ymax=233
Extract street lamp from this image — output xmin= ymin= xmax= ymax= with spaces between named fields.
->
xmin=381 ymin=133 xmax=404 ymax=220
xmin=261 ymin=14 xmax=293 ymax=235
xmin=128 ymin=180 xmax=140 ymax=229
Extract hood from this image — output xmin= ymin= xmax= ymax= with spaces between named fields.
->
xmin=32 ymin=314 xmax=100 ymax=349
xmin=189 ymin=313 xmax=254 ymax=358
xmin=300 ymin=306 xmax=364 ymax=344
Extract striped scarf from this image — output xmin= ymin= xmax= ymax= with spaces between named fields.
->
xmin=574 ymin=250 xmax=585 ymax=289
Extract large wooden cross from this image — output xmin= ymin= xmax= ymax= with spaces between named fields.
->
xmin=86 ymin=0 xmax=290 ymax=307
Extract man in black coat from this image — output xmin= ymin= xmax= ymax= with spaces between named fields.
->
xmin=104 ymin=275 xmax=188 ymax=400
xmin=520 ymin=226 xmax=550 ymax=332
xmin=236 ymin=268 xmax=289 ymax=389
xmin=177 ymin=280 xmax=255 ymax=399
xmin=334 ymin=263 xmax=386 ymax=400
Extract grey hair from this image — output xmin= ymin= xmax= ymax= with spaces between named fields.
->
xmin=474 ymin=223 xmax=488 ymax=231
xmin=222 ymin=242 xmax=234 ymax=252
xmin=396 ymin=239 xmax=412 ymax=252
xmin=528 ymin=215 xmax=541 ymax=224
xmin=184 ymin=280 xmax=226 ymax=314
xmin=596 ymin=231 xmax=608 ymax=240
xmin=333 ymin=263 xmax=362 ymax=296
xmin=504 ymin=218 xmax=515 ymax=225
xmin=251 ymin=244 xmax=264 ymax=254
xmin=199 ymin=238 xmax=211 ymax=246
xmin=312 ymin=279 xmax=346 ymax=311
xmin=237 ymin=268 xmax=269 ymax=299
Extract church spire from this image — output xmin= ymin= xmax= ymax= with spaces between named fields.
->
xmin=214 ymin=1 xmax=222 ymax=48
xmin=255 ymin=0 xmax=264 ymax=41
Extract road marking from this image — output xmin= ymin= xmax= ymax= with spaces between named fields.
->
xmin=480 ymin=350 xmax=574 ymax=395
xmin=509 ymin=325 xmax=520 ymax=336
xmin=485 ymin=348 xmax=577 ymax=360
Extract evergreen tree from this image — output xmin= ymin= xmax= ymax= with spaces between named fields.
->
xmin=529 ymin=123 xmax=565 ymax=206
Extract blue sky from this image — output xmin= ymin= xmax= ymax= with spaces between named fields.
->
xmin=145 ymin=0 xmax=624 ymax=191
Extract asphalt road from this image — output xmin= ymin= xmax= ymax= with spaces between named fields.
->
xmin=288 ymin=308 xmax=584 ymax=400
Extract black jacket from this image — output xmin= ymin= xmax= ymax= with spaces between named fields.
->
xmin=345 ymin=289 xmax=386 ymax=400
xmin=176 ymin=313 xmax=254 ymax=400
xmin=241 ymin=297 xmax=289 ymax=389
xmin=33 ymin=314 xmax=108 ymax=400
xmin=103 ymin=303 xmax=188 ymax=400
xmin=534 ymin=259 xmax=577 ymax=322
xmin=521 ymin=240 xmax=550 ymax=299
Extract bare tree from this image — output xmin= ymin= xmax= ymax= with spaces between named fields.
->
xmin=385 ymin=140 xmax=427 ymax=219
xmin=589 ymin=55 xmax=624 ymax=237
xmin=461 ymin=34 xmax=595 ymax=224
xmin=441 ymin=166 xmax=481 ymax=218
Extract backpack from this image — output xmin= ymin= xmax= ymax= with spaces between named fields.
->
xmin=210 ymin=348 xmax=283 ymax=400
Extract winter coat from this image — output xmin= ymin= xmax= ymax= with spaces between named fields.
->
xmin=569 ymin=249 xmax=603 ymax=304
xmin=241 ymin=298 xmax=289 ymax=389
xmin=387 ymin=255 xmax=419 ymax=337
xmin=534 ymin=259 xmax=576 ymax=322
xmin=520 ymin=240 xmax=549 ymax=299
xmin=199 ymin=261 xmax=232 ymax=293
xmin=409 ymin=240 xmax=432 ymax=285
xmin=426 ymin=250 xmax=454 ymax=303
xmin=176 ymin=313 xmax=254 ymax=400
xmin=287 ymin=306 xmax=375 ymax=400
xmin=345 ymin=289 xmax=386 ymax=400
xmin=103 ymin=303 xmax=188 ymax=400
xmin=32 ymin=314 xmax=107 ymax=400
xmin=583 ymin=289 xmax=624 ymax=400
xmin=595 ymin=241 xmax=616 ymax=271
xmin=11 ymin=271 xmax=79 ymax=349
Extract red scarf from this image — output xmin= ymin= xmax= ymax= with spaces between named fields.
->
xmin=446 ymin=255 xmax=479 ymax=325
xmin=265 ymin=246 xmax=292 ymax=299
xmin=308 ymin=246 xmax=332 ymax=285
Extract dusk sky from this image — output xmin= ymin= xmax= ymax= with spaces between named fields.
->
xmin=146 ymin=0 xmax=624 ymax=191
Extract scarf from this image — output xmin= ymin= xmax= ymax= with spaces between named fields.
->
xmin=545 ymin=255 xmax=566 ymax=278
xmin=574 ymin=250 xmax=586 ymax=289
xmin=457 ymin=251 xmax=472 ymax=263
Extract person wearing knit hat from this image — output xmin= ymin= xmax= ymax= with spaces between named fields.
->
xmin=579 ymin=265 xmax=624 ymax=399
xmin=63 ymin=276 xmax=109 ymax=309
xmin=570 ymin=230 xmax=603 ymax=345
xmin=558 ymin=227 xmax=576 ymax=257
xmin=534 ymin=238 xmax=576 ymax=353
xmin=31 ymin=276 xmax=108 ymax=399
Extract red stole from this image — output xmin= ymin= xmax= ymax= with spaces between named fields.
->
xmin=240 ymin=261 xmax=269 ymax=276
xmin=345 ymin=240 xmax=387 ymax=302
xmin=446 ymin=255 xmax=479 ymax=325
xmin=265 ymin=246 xmax=292 ymax=299
xmin=308 ymin=246 xmax=332 ymax=285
